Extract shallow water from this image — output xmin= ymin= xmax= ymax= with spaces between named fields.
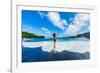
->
xmin=23 ymin=37 xmax=89 ymax=42
xmin=22 ymin=38 xmax=90 ymax=62
xmin=22 ymin=47 xmax=90 ymax=62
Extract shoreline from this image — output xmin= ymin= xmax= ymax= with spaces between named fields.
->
xmin=22 ymin=41 xmax=90 ymax=53
xmin=22 ymin=47 xmax=90 ymax=62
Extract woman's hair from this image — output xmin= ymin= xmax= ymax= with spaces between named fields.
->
xmin=53 ymin=33 xmax=56 ymax=37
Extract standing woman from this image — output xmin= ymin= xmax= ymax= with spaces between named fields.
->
xmin=53 ymin=33 xmax=57 ymax=53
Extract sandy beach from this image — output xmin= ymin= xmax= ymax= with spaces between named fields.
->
xmin=22 ymin=41 xmax=90 ymax=53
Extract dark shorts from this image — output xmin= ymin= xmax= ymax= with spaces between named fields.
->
xmin=54 ymin=39 xmax=56 ymax=42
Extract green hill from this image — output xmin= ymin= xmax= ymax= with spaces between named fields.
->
xmin=76 ymin=32 xmax=90 ymax=39
xmin=22 ymin=32 xmax=44 ymax=38
xmin=67 ymin=32 xmax=90 ymax=39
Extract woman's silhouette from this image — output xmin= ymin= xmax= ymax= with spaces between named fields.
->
xmin=53 ymin=33 xmax=57 ymax=53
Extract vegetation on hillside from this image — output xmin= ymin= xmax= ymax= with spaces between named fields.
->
xmin=22 ymin=32 xmax=44 ymax=38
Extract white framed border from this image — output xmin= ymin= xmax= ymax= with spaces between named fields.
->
xmin=11 ymin=1 xmax=97 ymax=73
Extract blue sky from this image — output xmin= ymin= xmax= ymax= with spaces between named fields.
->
xmin=22 ymin=10 xmax=90 ymax=38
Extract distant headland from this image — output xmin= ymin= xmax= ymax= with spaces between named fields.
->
xmin=22 ymin=32 xmax=45 ymax=38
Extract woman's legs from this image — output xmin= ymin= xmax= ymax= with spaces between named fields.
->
xmin=53 ymin=41 xmax=56 ymax=53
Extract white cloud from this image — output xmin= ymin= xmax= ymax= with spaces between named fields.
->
xmin=47 ymin=12 xmax=68 ymax=30
xmin=73 ymin=13 xmax=89 ymax=27
xmin=64 ymin=13 xmax=90 ymax=36
xmin=87 ymin=26 xmax=90 ymax=31
xmin=38 ymin=11 xmax=68 ymax=30
xmin=38 ymin=11 xmax=46 ymax=19
xmin=66 ymin=24 xmax=80 ymax=36
xmin=38 ymin=12 xmax=89 ymax=37
xmin=62 ymin=19 xmax=68 ymax=26
xmin=42 ymin=27 xmax=49 ymax=31
xmin=41 ymin=27 xmax=51 ymax=38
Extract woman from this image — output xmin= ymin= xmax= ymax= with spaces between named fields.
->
xmin=53 ymin=33 xmax=57 ymax=53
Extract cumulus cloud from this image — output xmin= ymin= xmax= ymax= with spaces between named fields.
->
xmin=42 ymin=27 xmax=49 ymax=31
xmin=64 ymin=13 xmax=90 ymax=36
xmin=41 ymin=27 xmax=51 ymax=38
xmin=38 ymin=11 xmax=68 ymax=30
xmin=47 ymin=12 xmax=68 ymax=30
xmin=38 ymin=11 xmax=89 ymax=37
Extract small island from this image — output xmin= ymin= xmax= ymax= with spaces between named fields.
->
xmin=22 ymin=32 xmax=45 ymax=38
